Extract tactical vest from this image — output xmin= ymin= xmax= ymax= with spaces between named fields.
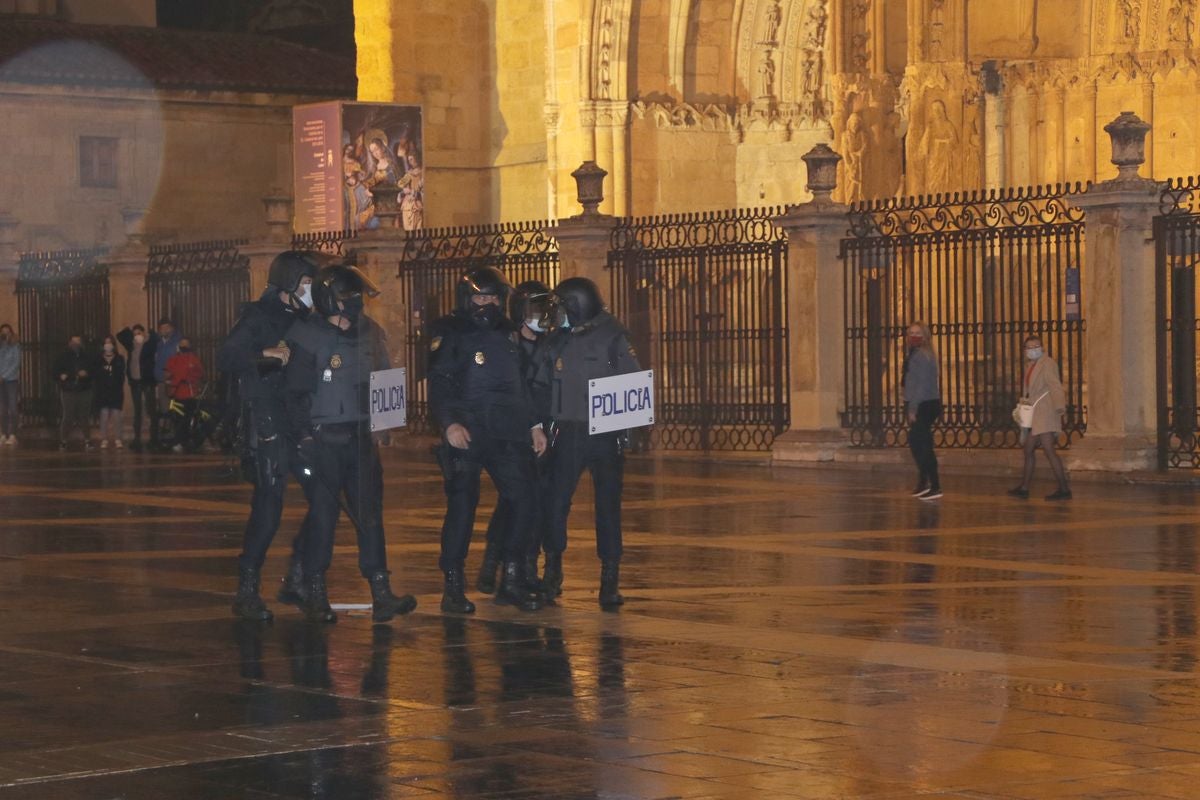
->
xmin=547 ymin=314 xmax=633 ymax=422
xmin=290 ymin=318 xmax=381 ymax=425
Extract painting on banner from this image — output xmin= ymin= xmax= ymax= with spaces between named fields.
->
xmin=588 ymin=370 xmax=655 ymax=435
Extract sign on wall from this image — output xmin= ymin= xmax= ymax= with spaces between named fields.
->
xmin=588 ymin=370 xmax=655 ymax=435
xmin=293 ymin=101 xmax=424 ymax=234
xmin=370 ymin=368 xmax=408 ymax=432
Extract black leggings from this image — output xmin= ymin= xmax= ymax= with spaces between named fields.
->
xmin=909 ymin=400 xmax=942 ymax=490
xmin=1019 ymin=431 xmax=1070 ymax=491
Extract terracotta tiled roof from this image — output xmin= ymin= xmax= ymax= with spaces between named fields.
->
xmin=0 ymin=18 xmax=356 ymax=96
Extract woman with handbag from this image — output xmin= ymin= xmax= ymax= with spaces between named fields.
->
xmin=1008 ymin=335 xmax=1071 ymax=500
xmin=902 ymin=322 xmax=942 ymax=500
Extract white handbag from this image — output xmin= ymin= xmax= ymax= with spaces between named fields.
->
xmin=1013 ymin=391 xmax=1049 ymax=429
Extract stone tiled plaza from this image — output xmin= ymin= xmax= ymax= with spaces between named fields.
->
xmin=3 ymin=445 xmax=1200 ymax=798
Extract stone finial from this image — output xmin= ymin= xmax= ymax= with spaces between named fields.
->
xmin=571 ymin=161 xmax=608 ymax=216
xmin=262 ymin=191 xmax=293 ymax=243
xmin=1103 ymin=111 xmax=1151 ymax=180
xmin=802 ymin=143 xmax=842 ymax=203
xmin=120 ymin=207 xmax=147 ymax=244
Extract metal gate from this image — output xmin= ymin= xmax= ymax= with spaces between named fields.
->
xmin=15 ymin=248 xmax=111 ymax=426
xmin=398 ymin=222 xmax=560 ymax=432
xmin=842 ymin=187 xmax=1087 ymax=448
xmin=146 ymin=240 xmax=250 ymax=385
xmin=606 ymin=208 xmax=790 ymax=451
xmin=1156 ymin=177 xmax=1200 ymax=468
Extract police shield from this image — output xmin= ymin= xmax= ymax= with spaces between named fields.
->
xmin=369 ymin=368 xmax=408 ymax=431
xmin=587 ymin=370 xmax=655 ymax=435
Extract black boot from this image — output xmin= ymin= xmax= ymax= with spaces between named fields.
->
xmin=368 ymin=571 xmax=417 ymax=623
xmin=441 ymin=567 xmax=476 ymax=614
xmin=523 ymin=553 xmax=547 ymax=601
xmin=599 ymin=561 xmax=624 ymax=610
xmin=302 ymin=573 xmax=337 ymax=624
xmin=232 ymin=567 xmax=273 ymax=622
xmin=495 ymin=561 xmax=541 ymax=611
xmin=542 ymin=551 xmax=563 ymax=600
xmin=276 ymin=557 xmax=305 ymax=608
xmin=476 ymin=540 xmax=501 ymax=595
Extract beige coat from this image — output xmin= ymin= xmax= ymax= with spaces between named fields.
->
xmin=1022 ymin=355 xmax=1067 ymax=436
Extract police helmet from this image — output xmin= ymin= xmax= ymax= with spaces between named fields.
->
xmin=267 ymin=251 xmax=319 ymax=293
xmin=455 ymin=267 xmax=511 ymax=314
xmin=312 ymin=265 xmax=381 ymax=318
xmin=510 ymin=280 xmax=552 ymax=327
xmin=553 ymin=277 xmax=604 ymax=326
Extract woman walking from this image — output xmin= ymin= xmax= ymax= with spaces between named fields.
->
xmin=95 ymin=335 xmax=126 ymax=449
xmin=902 ymin=322 xmax=942 ymax=500
xmin=1008 ymin=335 xmax=1071 ymax=500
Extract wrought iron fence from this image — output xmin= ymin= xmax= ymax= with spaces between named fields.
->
xmin=146 ymin=240 xmax=250 ymax=387
xmin=398 ymin=221 xmax=560 ymax=431
xmin=15 ymin=247 xmax=111 ymax=426
xmin=607 ymin=207 xmax=790 ymax=451
xmin=1156 ymin=176 xmax=1200 ymax=468
xmin=291 ymin=228 xmax=358 ymax=257
xmin=842 ymin=185 xmax=1087 ymax=448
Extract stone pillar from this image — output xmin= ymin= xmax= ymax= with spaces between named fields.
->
xmin=545 ymin=161 xmax=617 ymax=288
xmin=1069 ymin=112 xmax=1159 ymax=471
xmin=261 ymin=192 xmax=293 ymax=246
xmin=772 ymin=144 xmax=851 ymax=463
xmin=0 ymin=213 xmax=20 ymax=330
xmin=343 ymin=228 xmax=410 ymax=369
xmin=108 ymin=209 xmax=149 ymax=333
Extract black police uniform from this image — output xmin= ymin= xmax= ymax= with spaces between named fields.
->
xmin=218 ymin=284 xmax=313 ymax=621
xmin=534 ymin=301 xmax=640 ymax=608
xmin=428 ymin=292 xmax=542 ymax=613
xmin=478 ymin=328 xmax=553 ymax=590
xmin=284 ymin=265 xmax=416 ymax=624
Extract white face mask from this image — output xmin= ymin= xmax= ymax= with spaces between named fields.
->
xmin=133 ymin=334 xmax=145 ymax=345
xmin=526 ymin=317 xmax=545 ymax=333
xmin=103 ymin=343 xmax=114 ymax=353
xmin=1026 ymin=347 xmax=1044 ymax=361
xmin=297 ymin=286 xmax=314 ymax=309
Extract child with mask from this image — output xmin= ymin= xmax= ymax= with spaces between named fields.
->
xmin=95 ymin=335 xmax=127 ymax=449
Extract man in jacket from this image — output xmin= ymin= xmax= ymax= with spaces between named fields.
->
xmin=164 ymin=338 xmax=204 ymax=452
xmin=116 ymin=323 xmax=158 ymax=451
xmin=532 ymin=277 xmax=640 ymax=609
xmin=477 ymin=280 xmax=554 ymax=597
xmin=54 ymin=334 xmax=97 ymax=451
xmin=218 ymin=251 xmax=319 ymax=621
xmin=284 ymin=264 xmax=417 ymax=624
xmin=427 ymin=267 xmax=546 ymax=614
xmin=153 ymin=318 xmax=182 ymax=447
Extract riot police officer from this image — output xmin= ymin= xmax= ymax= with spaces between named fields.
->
xmin=218 ymin=250 xmax=318 ymax=621
xmin=428 ymin=267 xmax=546 ymax=613
xmin=477 ymin=280 xmax=554 ymax=596
xmin=284 ymin=264 xmax=417 ymax=624
xmin=533 ymin=277 xmax=640 ymax=610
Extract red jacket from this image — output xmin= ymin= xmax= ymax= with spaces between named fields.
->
xmin=165 ymin=351 xmax=204 ymax=400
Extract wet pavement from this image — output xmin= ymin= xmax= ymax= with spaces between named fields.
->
xmin=3 ymin=445 xmax=1200 ymax=798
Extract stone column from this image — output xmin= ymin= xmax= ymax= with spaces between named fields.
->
xmin=0 ymin=213 xmax=20 ymax=330
xmin=343 ymin=228 xmax=410 ymax=369
xmin=772 ymin=145 xmax=852 ymax=463
xmin=108 ymin=209 xmax=149 ymax=333
xmin=1069 ymin=112 xmax=1159 ymax=471
xmin=545 ymin=161 xmax=617 ymax=289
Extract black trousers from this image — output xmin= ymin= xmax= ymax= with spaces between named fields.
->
xmin=59 ymin=389 xmax=92 ymax=443
xmin=484 ymin=451 xmax=551 ymax=557
xmin=129 ymin=380 xmax=156 ymax=443
xmin=546 ymin=422 xmax=624 ymax=562
xmin=237 ymin=437 xmax=314 ymax=573
xmin=908 ymin=399 xmax=942 ymax=489
xmin=439 ymin=436 xmax=535 ymax=571
xmin=302 ymin=425 xmax=388 ymax=579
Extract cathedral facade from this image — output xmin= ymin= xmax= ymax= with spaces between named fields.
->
xmin=355 ymin=0 xmax=1200 ymax=224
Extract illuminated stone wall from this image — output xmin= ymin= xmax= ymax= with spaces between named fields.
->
xmin=355 ymin=1 xmax=1200 ymax=222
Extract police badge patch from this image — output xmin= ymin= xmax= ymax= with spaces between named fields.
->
xmin=555 ymin=357 xmax=564 ymax=372
xmin=330 ymin=354 xmax=343 ymax=369
xmin=430 ymin=336 xmax=442 ymax=352
xmin=474 ymin=351 xmax=486 ymax=365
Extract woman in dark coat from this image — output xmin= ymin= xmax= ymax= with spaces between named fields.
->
xmin=95 ymin=335 xmax=126 ymax=449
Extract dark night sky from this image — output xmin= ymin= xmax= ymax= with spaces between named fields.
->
xmin=155 ymin=0 xmax=355 ymax=57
